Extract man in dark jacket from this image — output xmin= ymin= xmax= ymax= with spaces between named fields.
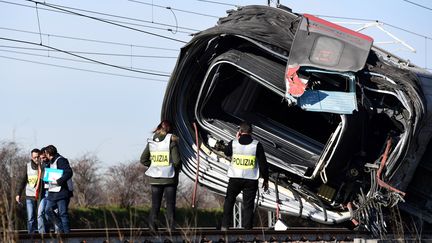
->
xmin=37 ymin=147 xmax=59 ymax=233
xmin=16 ymin=148 xmax=42 ymax=233
xmin=44 ymin=145 xmax=73 ymax=233
xmin=221 ymin=121 xmax=269 ymax=230
xmin=140 ymin=120 xmax=182 ymax=231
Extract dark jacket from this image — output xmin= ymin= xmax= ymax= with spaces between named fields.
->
xmin=224 ymin=134 xmax=269 ymax=182
xmin=37 ymin=160 xmax=49 ymax=203
xmin=16 ymin=160 xmax=39 ymax=199
xmin=47 ymin=154 xmax=73 ymax=200
xmin=140 ymin=133 xmax=182 ymax=185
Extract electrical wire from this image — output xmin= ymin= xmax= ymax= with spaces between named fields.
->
xmin=0 ymin=0 xmax=197 ymax=34
xmin=0 ymin=45 xmax=177 ymax=58
xmin=0 ymin=54 xmax=168 ymax=82
xmin=3 ymin=0 xmax=199 ymax=33
xmin=0 ymin=36 xmax=171 ymax=77
xmin=0 ymin=26 xmax=179 ymax=51
xmin=39 ymin=0 xmax=200 ymax=32
xmin=129 ymin=0 xmax=220 ymax=18
xmin=316 ymin=15 xmax=432 ymax=40
xmin=24 ymin=0 xmax=187 ymax=43
xmin=0 ymin=48 xmax=171 ymax=75
xmin=401 ymin=0 xmax=432 ymax=11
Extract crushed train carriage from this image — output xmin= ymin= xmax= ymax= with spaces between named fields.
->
xmin=160 ymin=5 xmax=432 ymax=233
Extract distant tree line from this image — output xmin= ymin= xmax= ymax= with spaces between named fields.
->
xmin=0 ymin=140 xmax=223 ymax=233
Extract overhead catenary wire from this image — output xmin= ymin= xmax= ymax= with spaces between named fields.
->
xmin=0 ymin=48 xmax=171 ymax=75
xmin=39 ymin=0 xmax=200 ymax=32
xmin=34 ymin=2 xmax=43 ymax=44
xmin=0 ymin=0 xmax=198 ymax=34
xmin=0 ymin=55 xmax=168 ymax=82
xmin=0 ymin=26 xmax=179 ymax=51
xmin=129 ymin=0 xmax=220 ymax=18
xmin=24 ymin=0 xmax=187 ymax=44
xmin=316 ymin=14 xmax=432 ymax=40
xmin=401 ymin=0 xmax=432 ymax=11
xmin=0 ymin=45 xmax=177 ymax=59
xmin=0 ymin=36 xmax=171 ymax=77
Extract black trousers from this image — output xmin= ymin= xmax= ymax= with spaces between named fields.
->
xmin=221 ymin=178 xmax=258 ymax=229
xmin=149 ymin=184 xmax=177 ymax=229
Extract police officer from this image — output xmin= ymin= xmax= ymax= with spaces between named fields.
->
xmin=140 ymin=120 xmax=182 ymax=231
xmin=44 ymin=145 xmax=73 ymax=233
xmin=16 ymin=148 xmax=42 ymax=233
xmin=221 ymin=121 xmax=269 ymax=230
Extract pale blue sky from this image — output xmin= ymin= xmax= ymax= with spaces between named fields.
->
xmin=1 ymin=0 xmax=430 ymax=165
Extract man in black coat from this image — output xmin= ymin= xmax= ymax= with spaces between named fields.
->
xmin=44 ymin=145 xmax=73 ymax=233
xmin=221 ymin=121 xmax=269 ymax=230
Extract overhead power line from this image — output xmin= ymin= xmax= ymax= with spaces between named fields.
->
xmin=401 ymin=0 xmax=432 ymax=11
xmin=40 ymin=0 xmax=200 ymax=32
xmin=317 ymin=14 xmax=432 ymax=40
xmin=24 ymin=0 xmax=187 ymax=43
xmin=0 ymin=45 xmax=177 ymax=59
xmin=0 ymin=36 xmax=171 ymax=77
xmin=0 ymin=26 xmax=179 ymax=51
xmin=0 ymin=54 xmax=168 ymax=82
xmin=0 ymin=48 xmax=171 ymax=75
xmin=129 ymin=0 xmax=220 ymax=18
xmin=0 ymin=0 xmax=197 ymax=34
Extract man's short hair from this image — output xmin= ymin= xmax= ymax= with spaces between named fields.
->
xmin=239 ymin=121 xmax=252 ymax=134
xmin=31 ymin=148 xmax=40 ymax=154
xmin=45 ymin=145 xmax=58 ymax=156
xmin=40 ymin=147 xmax=46 ymax=154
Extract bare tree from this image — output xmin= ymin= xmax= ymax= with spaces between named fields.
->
xmin=104 ymin=161 xmax=150 ymax=208
xmin=0 ymin=141 xmax=27 ymax=241
xmin=70 ymin=153 xmax=103 ymax=207
xmin=176 ymin=175 xmax=224 ymax=209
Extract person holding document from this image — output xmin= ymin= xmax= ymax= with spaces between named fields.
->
xmin=44 ymin=145 xmax=73 ymax=233
xmin=140 ymin=120 xmax=182 ymax=231
xmin=38 ymin=147 xmax=60 ymax=233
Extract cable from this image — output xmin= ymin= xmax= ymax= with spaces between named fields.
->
xmin=0 ymin=36 xmax=171 ymax=77
xmin=380 ymin=21 xmax=432 ymax=40
xmin=0 ymin=55 xmax=168 ymax=82
xmin=401 ymin=0 xmax=432 ymax=11
xmin=0 ymin=48 xmax=171 ymax=75
xmin=24 ymin=0 xmax=187 ymax=44
xmin=317 ymin=14 xmax=432 ymax=40
xmin=0 ymin=26 xmax=179 ymax=51
xmin=196 ymin=0 xmax=238 ymax=7
xmin=0 ymin=45 xmax=177 ymax=59
xmin=41 ymin=0 xmax=200 ymax=32
xmin=129 ymin=0 xmax=220 ymax=18
xmin=1 ymin=0 xmax=199 ymax=33
xmin=35 ymin=2 xmax=43 ymax=44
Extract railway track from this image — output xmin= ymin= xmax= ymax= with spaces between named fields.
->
xmin=12 ymin=227 xmax=429 ymax=242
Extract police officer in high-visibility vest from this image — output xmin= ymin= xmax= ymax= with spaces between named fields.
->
xmin=44 ymin=145 xmax=73 ymax=233
xmin=221 ymin=121 xmax=269 ymax=230
xmin=140 ymin=120 xmax=182 ymax=231
xmin=16 ymin=148 xmax=43 ymax=233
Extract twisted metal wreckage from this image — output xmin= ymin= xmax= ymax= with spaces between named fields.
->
xmin=161 ymin=5 xmax=432 ymax=234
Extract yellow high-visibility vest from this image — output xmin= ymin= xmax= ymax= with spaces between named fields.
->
xmin=145 ymin=134 xmax=175 ymax=178
xmin=25 ymin=162 xmax=39 ymax=197
xmin=228 ymin=140 xmax=259 ymax=180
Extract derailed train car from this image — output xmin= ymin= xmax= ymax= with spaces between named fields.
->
xmin=161 ymin=5 xmax=432 ymax=233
